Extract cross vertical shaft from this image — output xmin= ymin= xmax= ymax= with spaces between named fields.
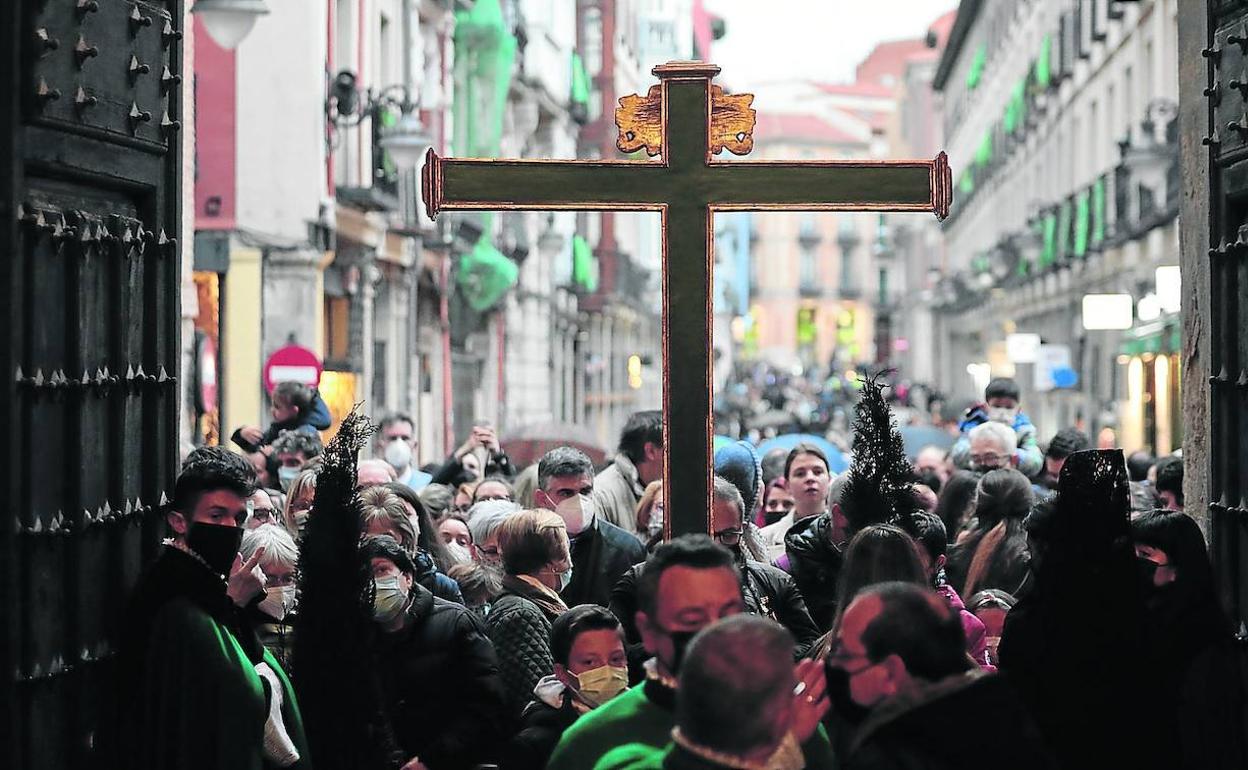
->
xmin=660 ymin=66 xmax=718 ymax=540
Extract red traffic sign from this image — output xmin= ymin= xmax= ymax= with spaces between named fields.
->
xmin=263 ymin=345 xmax=322 ymax=394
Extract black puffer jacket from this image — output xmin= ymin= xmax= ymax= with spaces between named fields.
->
xmin=610 ymin=556 xmax=821 ymax=680
xmin=484 ymin=582 xmax=565 ymax=721
xmin=784 ymin=513 xmax=844 ymax=631
xmin=503 ymin=693 xmax=581 ymax=770
xmin=372 ymin=583 xmax=508 ymax=769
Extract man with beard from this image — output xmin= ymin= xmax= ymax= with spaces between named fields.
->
xmin=115 ymin=446 xmax=309 ymax=769
xmin=549 ymin=535 xmax=835 ymax=770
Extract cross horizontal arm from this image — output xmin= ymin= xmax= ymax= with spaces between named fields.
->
xmin=705 ymin=156 xmax=951 ymax=216
xmin=423 ymin=153 xmax=671 ymax=217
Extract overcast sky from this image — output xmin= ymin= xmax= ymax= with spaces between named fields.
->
xmin=705 ymin=0 xmax=958 ymax=88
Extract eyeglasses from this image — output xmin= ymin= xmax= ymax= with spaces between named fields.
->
xmin=714 ymin=528 xmax=743 ymax=546
xmin=970 ymin=453 xmax=1007 ymax=467
xmin=477 ymin=545 xmax=501 ymax=558
xmin=825 ymin=643 xmax=876 ymax=676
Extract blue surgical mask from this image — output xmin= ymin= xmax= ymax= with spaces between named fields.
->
xmin=557 ymin=566 xmax=573 ymax=592
xmin=277 ymin=465 xmax=300 ymax=492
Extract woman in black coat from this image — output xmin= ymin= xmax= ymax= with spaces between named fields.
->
xmin=484 ymin=509 xmax=572 ymax=721
xmin=1132 ymin=509 xmax=1247 ymax=769
xmin=362 ymin=536 xmax=508 ymax=770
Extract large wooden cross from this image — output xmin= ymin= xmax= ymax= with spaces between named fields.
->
xmin=422 ymin=61 xmax=951 ymax=536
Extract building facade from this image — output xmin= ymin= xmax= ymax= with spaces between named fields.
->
xmin=932 ymin=0 xmax=1180 ymax=453
xmin=191 ymin=0 xmax=680 ymax=465
xmin=191 ymin=1 xmax=333 ymax=448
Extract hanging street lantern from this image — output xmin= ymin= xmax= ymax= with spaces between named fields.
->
xmin=192 ymin=0 xmax=269 ymax=50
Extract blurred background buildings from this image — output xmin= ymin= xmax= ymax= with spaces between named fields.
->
xmin=185 ymin=0 xmax=1184 ymax=463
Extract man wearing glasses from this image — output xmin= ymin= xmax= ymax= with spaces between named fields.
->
xmin=710 ymin=476 xmax=821 ymax=658
xmin=966 ymin=421 xmax=1019 ymax=473
xmin=245 ymin=489 xmax=280 ymax=530
xmin=826 ymin=582 xmax=1053 ymax=769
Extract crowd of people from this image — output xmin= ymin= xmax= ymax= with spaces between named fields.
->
xmin=110 ymin=378 xmax=1246 ymax=770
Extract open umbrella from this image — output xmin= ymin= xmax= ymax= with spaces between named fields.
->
xmin=898 ymin=425 xmax=956 ymax=460
xmin=756 ymin=433 xmax=849 ymax=474
xmin=501 ymin=421 xmax=608 ymax=469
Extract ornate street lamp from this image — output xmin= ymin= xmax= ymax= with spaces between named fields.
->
xmin=327 ymin=71 xmax=432 ymax=170
xmin=192 ymin=0 xmax=269 ymax=50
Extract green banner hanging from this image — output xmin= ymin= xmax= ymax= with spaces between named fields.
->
xmin=1035 ymin=34 xmax=1052 ymax=89
xmin=1073 ymin=189 xmax=1090 ymax=258
xmin=457 ymin=237 xmax=520 ymax=312
xmin=966 ymin=44 xmax=987 ymax=90
xmin=1041 ymin=212 xmax=1057 ymax=268
xmin=1056 ymin=199 xmax=1072 ymax=262
xmin=571 ymin=52 xmax=591 ymax=105
xmin=1091 ymin=176 xmax=1106 ymax=245
xmin=572 ymin=234 xmax=598 ymax=292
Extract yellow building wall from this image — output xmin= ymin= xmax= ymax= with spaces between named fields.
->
xmin=223 ymin=247 xmax=264 ymax=434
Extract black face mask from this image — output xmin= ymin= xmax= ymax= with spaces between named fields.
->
xmin=186 ymin=522 xmax=244 ymax=576
xmin=1136 ymin=556 xmax=1162 ymax=596
xmin=666 ymin=629 xmax=698 ymax=675
xmin=824 ymin=661 xmax=872 ymax=726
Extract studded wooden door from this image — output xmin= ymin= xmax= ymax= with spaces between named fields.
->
xmin=0 ymin=1 xmax=183 ymax=767
xmin=1202 ymin=1 xmax=1248 ymax=634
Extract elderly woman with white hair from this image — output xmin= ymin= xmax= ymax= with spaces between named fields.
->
xmin=240 ymin=523 xmax=300 ymax=670
xmin=467 ymin=499 xmax=522 ymax=568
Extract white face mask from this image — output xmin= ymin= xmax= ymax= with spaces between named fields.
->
xmin=444 ymin=540 xmax=472 ymax=567
xmin=384 ymin=438 xmax=412 ymax=472
xmin=986 ymin=407 xmax=1018 ymax=425
xmin=372 ymin=575 xmax=410 ymax=624
xmin=554 ymin=494 xmax=595 ymax=537
xmin=647 ymin=503 xmax=665 ymax=538
xmin=259 ymin=584 xmax=296 ymax=621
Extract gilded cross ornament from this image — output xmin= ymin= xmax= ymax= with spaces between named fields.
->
xmin=422 ymin=61 xmax=952 ymax=536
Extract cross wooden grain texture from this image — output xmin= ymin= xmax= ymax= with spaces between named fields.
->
xmin=422 ymin=61 xmax=952 ymax=537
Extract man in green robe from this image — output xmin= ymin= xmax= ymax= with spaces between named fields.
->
xmin=115 ymin=446 xmax=311 ymax=769
xmin=546 ymin=535 xmax=834 ymax=770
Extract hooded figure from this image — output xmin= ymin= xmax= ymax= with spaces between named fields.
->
xmin=714 ymin=440 xmax=772 ymax=563
xmin=997 ymin=450 xmax=1160 ymax=770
